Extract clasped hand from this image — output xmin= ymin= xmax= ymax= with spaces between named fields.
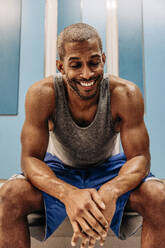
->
xmin=64 ymin=187 xmax=117 ymax=248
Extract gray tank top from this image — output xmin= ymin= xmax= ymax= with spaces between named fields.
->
xmin=47 ymin=75 xmax=119 ymax=168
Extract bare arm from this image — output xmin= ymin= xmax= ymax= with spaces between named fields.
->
xmin=99 ymin=81 xmax=150 ymax=200
xmin=21 ymin=79 xmax=76 ymax=201
xmin=93 ymin=81 xmax=151 ymax=247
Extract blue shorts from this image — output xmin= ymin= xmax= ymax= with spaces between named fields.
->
xmin=41 ymin=152 xmax=156 ymax=240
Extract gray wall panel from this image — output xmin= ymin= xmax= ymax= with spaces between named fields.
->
xmin=0 ymin=0 xmax=21 ymax=114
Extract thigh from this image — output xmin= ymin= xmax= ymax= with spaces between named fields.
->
xmin=126 ymin=179 xmax=165 ymax=216
xmin=0 ymin=178 xmax=44 ymax=215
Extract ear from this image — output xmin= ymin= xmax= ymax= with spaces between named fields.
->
xmin=56 ymin=60 xmax=65 ymax=74
xmin=102 ymin=53 xmax=106 ymax=64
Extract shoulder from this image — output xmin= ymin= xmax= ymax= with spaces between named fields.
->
xmin=109 ymin=75 xmax=143 ymax=103
xmin=25 ymin=75 xmax=55 ymax=119
xmin=26 ymin=75 xmax=55 ymax=101
xmin=108 ymin=75 xmax=144 ymax=122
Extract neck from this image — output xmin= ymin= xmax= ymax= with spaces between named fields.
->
xmin=63 ymin=81 xmax=100 ymax=111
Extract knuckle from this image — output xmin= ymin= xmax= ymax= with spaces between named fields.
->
xmin=98 ymin=216 xmax=107 ymax=226
xmin=93 ymin=222 xmax=99 ymax=229
xmin=90 ymin=241 xmax=96 ymax=246
xmin=84 ymin=201 xmax=90 ymax=209
xmin=90 ymin=220 xmax=98 ymax=229
xmin=81 ymin=233 xmax=87 ymax=239
xmin=100 ymin=230 xmax=107 ymax=236
xmin=89 ymin=239 xmax=96 ymax=247
xmin=98 ymin=215 xmax=103 ymax=221
xmin=77 ymin=207 xmax=84 ymax=215
xmin=84 ymin=228 xmax=91 ymax=234
xmin=74 ymin=230 xmax=80 ymax=236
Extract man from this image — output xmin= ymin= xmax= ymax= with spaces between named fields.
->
xmin=0 ymin=23 xmax=165 ymax=248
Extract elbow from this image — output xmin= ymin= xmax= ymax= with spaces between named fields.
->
xmin=21 ymin=154 xmax=36 ymax=180
xmin=134 ymin=153 xmax=151 ymax=178
xmin=21 ymin=156 xmax=29 ymax=178
xmin=143 ymin=153 xmax=151 ymax=177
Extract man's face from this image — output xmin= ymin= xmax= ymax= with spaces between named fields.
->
xmin=57 ymin=38 xmax=105 ymax=100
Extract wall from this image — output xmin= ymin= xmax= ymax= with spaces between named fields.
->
xmin=0 ymin=0 xmax=165 ymax=178
xmin=143 ymin=0 xmax=165 ymax=177
xmin=58 ymin=0 xmax=81 ymax=34
xmin=57 ymin=0 xmax=107 ymax=62
xmin=0 ymin=0 xmax=21 ymax=114
xmin=0 ymin=0 xmax=45 ymax=178
xmin=118 ymin=0 xmax=144 ymax=95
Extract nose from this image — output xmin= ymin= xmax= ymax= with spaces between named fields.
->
xmin=80 ymin=65 xmax=94 ymax=80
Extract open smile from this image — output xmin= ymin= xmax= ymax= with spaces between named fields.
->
xmin=72 ymin=76 xmax=101 ymax=89
xmin=79 ymin=80 xmax=95 ymax=87
xmin=66 ymin=75 xmax=102 ymax=100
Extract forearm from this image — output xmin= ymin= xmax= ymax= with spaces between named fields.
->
xmin=101 ymin=155 xmax=150 ymax=199
xmin=22 ymin=156 xmax=77 ymax=203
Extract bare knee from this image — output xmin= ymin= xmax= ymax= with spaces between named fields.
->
xmin=141 ymin=180 xmax=165 ymax=208
xmin=130 ymin=180 xmax=165 ymax=220
xmin=0 ymin=179 xmax=43 ymax=220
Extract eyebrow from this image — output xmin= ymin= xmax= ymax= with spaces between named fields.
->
xmin=68 ymin=57 xmax=80 ymax=61
xmin=68 ymin=54 xmax=101 ymax=61
xmin=90 ymin=54 xmax=101 ymax=59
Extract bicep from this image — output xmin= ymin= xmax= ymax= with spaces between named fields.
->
xmin=21 ymin=120 xmax=49 ymax=161
xmin=117 ymin=84 xmax=150 ymax=160
xmin=120 ymin=120 xmax=150 ymax=160
xmin=21 ymin=84 xmax=54 ymax=161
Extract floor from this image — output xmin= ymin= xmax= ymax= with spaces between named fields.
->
xmin=31 ymin=235 xmax=141 ymax=248
xmin=30 ymin=217 xmax=141 ymax=248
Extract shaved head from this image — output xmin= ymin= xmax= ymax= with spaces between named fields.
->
xmin=57 ymin=23 xmax=102 ymax=60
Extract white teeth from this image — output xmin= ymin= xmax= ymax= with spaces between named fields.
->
xmin=80 ymin=81 xmax=95 ymax=87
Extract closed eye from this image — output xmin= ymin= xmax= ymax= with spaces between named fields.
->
xmin=70 ymin=62 xmax=82 ymax=69
xmin=89 ymin=60 xmax=101 ymax=67
xmin=89 ymin=62 xmax=99 ymax=66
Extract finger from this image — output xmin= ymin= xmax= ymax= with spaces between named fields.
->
xmin=77 ymin=217 xmax=100 ymax=240
xmin=90 ymin=189 xmax=106 ymax=210
xmin=88 ymin=237 xmax=97 ymax=248
xmin=71 ymin=221 xmax=90 ymax=247
xmin=80 ymin=230 xmax=90 ymax=248
xmin=84 ymin=210 xmax=107 ymax=238
xmin=99 ymin=232 xmax=108 ymax=247
xmin=88 ymin=200 xmax=109 ymax=230
xmin=80 ymin=235 xmax=89 ymax=248
xmin=71 ymin=233 xmax=78 ymax=247
xmin=71 ymin=221 xmax=81 ymax=246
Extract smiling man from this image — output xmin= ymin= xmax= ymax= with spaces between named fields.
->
xmin=58 ymin=40 xmax=104 ymax=100
xmin=0 ymin=23 xmax=165 ymax=248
